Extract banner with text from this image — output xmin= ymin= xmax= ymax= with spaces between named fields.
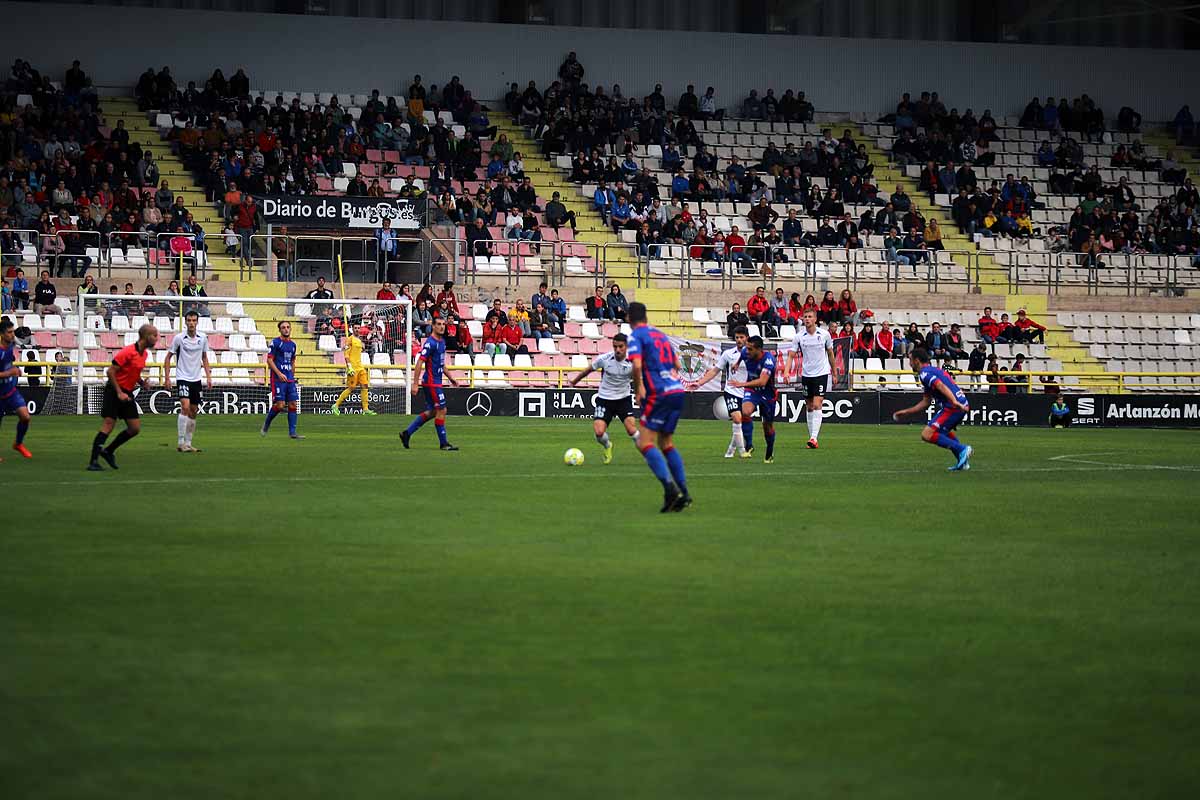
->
xmin=255 ymin=195 xmax=421 ymax=230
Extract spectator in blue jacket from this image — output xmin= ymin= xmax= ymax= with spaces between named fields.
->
xmin=548 ymin=289 xmax=567 ymax=333
xmin=661 ymin=143 xmax=682 ymax=173
xmin=593 ymin=181 xmax=615 ymax=225
xmin=609 ymin=195 xmax=632 ymax=233
xmin=937 ymin=162 xmax=958 ymax=196
xmin=605 ymin=284 xmax=629 ymax=321
xmin=670 ymin=169 xmax=689 ymax=198
xmin=10 ymin=268 xmax=30 ymax=310
xmin=531 ymin=282 xmax=552 ymax=316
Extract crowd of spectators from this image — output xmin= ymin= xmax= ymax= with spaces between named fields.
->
xmin=2 ymin=60 xmax=210 ymax=277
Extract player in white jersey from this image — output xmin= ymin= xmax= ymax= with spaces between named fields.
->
xmin=687 ymin=325 xmax=750 ymax=458
xmin=785 ymin=308 xmax=837 ymax=449
xmin=162 ymin=310 xmax=212 ymax=452
xmin=569 ymin=332 xmax=640 ymax=464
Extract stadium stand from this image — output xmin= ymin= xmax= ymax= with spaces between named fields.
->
xmin=3 ymin=54 xmax=1199 ymax=393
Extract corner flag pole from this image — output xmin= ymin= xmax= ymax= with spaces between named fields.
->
xmin=336 ymin=254 xmax=349 ymax=333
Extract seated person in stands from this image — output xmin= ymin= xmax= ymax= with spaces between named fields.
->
xmin=606 ymin=284 xmax=629 ymax=321
xmin=1014 ymin=309 xmax=1046 ymax=343
xmin=315 ymin=306 xmax=333 ymax=335
xmin=529 ymin=303 xmax=553 ymax=340
xmin=500 ymin=317 xmax=528 ymax=357
xmin=586 ymin=286 xmax=610 ymax=320
xmin=874 ymin=323 xmax=895 ymax=360
xmin=852 ymin=324 xmax=875 ymax=360
xmin=726 ymin=303 xmax=750 ymax=339
xmin=413 ymin=300 xmax=433 ymax=337
xmin=925 ymin=322 xmax=948 ymax=361
xmin=998 ymin=313 xmax=1023 ymax=343
xmin=977 ymin=307 xmax=999 ymax=343
xmin=482 ymin=315 xmax=505 ymax=356
xmin=547 ymin=290 xmax=567 ymax=334
xmin=945 ymin=324 xmax=967 ymax=361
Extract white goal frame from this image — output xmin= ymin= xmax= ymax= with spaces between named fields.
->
xmin=74 ymin=291 xmax=413 ymax=415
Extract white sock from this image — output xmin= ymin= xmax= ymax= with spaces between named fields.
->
xmin=731 ymin=422 xmax=745 ymax=453
xmin=811 ymin=409 xmax=823 ymax=440
xmin=177 ymin=415 xmax=188 ymax=445
xmin=596 ymin=431 xmax=611 ymax=447
xmin=630 ymin=429 xmax=640 ymax=443
xmin=805 ymin=410 xmax=815 ymax=440
xmin=186 ymin=417 xmax=196 ymax=445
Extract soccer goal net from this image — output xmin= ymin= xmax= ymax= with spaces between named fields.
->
xmin=49 ymin=293 xmax=414 ymax=416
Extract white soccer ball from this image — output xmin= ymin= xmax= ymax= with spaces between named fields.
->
xmin=564 ymin=448 xmax=585 ymax=467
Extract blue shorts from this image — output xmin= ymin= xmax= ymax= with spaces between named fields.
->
xmin=422 ymin=386 xmax=446 ymax=411
xmin=743 ymin=391 xmax=777 ymax=424
xmin=930 ymin=407 xmax=967 ymax=433
xmin=0 ymin=389 xmax=27 ymax=414
xmin=640 ymin=391 xmax=684 ymax=433
xmin=272 ymin=380 xmax=300 ymax=404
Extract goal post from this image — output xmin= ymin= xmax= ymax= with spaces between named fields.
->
xmin=58 ymin=292 xmax=413 ymax=416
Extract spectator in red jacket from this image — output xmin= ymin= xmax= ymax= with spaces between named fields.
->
xmin=875 ymin=324 xmax=895 ymax=359
xmin=978 ymin=306 xmax=1001 ymax=343
xmin=434 ymin=280 xmax=459 ymax=314
xmin=482 ymin=316 xmax=505 ymax=356
xmin=1014 ymin=309 xmax=1046 ymax=343
xmin=376 ymin=282 xmax=397 ymax=301
xmin=853 ymin=323 xmax=875 ymax=359
xmin=746 ymin=286 xmax=771 ymax=326
xmin=837 ymin=288 xmax=857 ymax=323
xmin=725 ymin=226 xmax=755 ymax=275
xmin=501 ymin=318 xmax=529 ymax=356
xmin=817 ymin=290 xmax=838 ymax=324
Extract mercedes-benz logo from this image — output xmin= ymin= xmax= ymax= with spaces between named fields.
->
xmin=465 ymin=391 xmax=492 ymax=417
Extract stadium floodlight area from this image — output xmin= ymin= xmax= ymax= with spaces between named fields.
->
xmin=53 ymin=293 xmax=414 ymax=416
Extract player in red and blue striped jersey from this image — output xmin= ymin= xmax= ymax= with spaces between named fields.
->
xmin=892 ymin=347 xmax=974 ymax=471
xmin=627 ymin=302 xmax=690 ymax=512
xmin=731 ymin=336 xmax=778 ymax=463
xmin=401 ymin=316 xmax=459 ymax=451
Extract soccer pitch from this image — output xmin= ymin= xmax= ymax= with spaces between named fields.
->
xmin=2 ymin=416 xmax=1198 ymax=799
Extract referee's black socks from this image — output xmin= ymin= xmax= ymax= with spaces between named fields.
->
xmin=108 ymin=430 xmax=135 ymax=452
xmin=90 ymin=432 xmax=108 ymax=462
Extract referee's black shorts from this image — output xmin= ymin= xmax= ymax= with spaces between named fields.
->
xmin=594 ymin=395 xmax=635 ymax=424
xmin=101 ymin=383 xmax=140 ymax=420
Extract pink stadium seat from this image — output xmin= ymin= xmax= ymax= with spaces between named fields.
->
xmin=34 ymin=331 xmax=54 ymax=347
xmin=383 ymin=151 xmax=400 ymax=164
xmin=366 ymin=149 xmax=382 ymax=161
xmin=100 ymin=333 xmax=120 ymax=349
xmin=207 ymin=334 xmax=227 ymax=350
xmin=57 ymin=332 xmax=77 ymax=348
xmin=557 ymin=338 xmax=578 ymax=354
xmin=601 ymin=323 xmax=619 ymax=338
xmin=564 ymin=323 xmax=582 ymax=337
xmin=414 ymin=166 xmax=431 ymax=179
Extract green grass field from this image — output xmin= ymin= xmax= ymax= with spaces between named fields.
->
xmin=2 ymin=415 xmax=1199 ymax=799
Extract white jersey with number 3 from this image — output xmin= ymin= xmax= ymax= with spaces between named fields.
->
xmin=792 ymin=327 xmax=833 ymax=378
xmin=716 ymin=347 xmax=747 ymax=397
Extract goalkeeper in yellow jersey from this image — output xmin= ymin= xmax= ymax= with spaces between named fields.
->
xmin=331 ymin=326 xmax=377 ymax=415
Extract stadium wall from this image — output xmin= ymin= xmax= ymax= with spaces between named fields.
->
xmin=8 ymin=1 xmax=1198 ymax=120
